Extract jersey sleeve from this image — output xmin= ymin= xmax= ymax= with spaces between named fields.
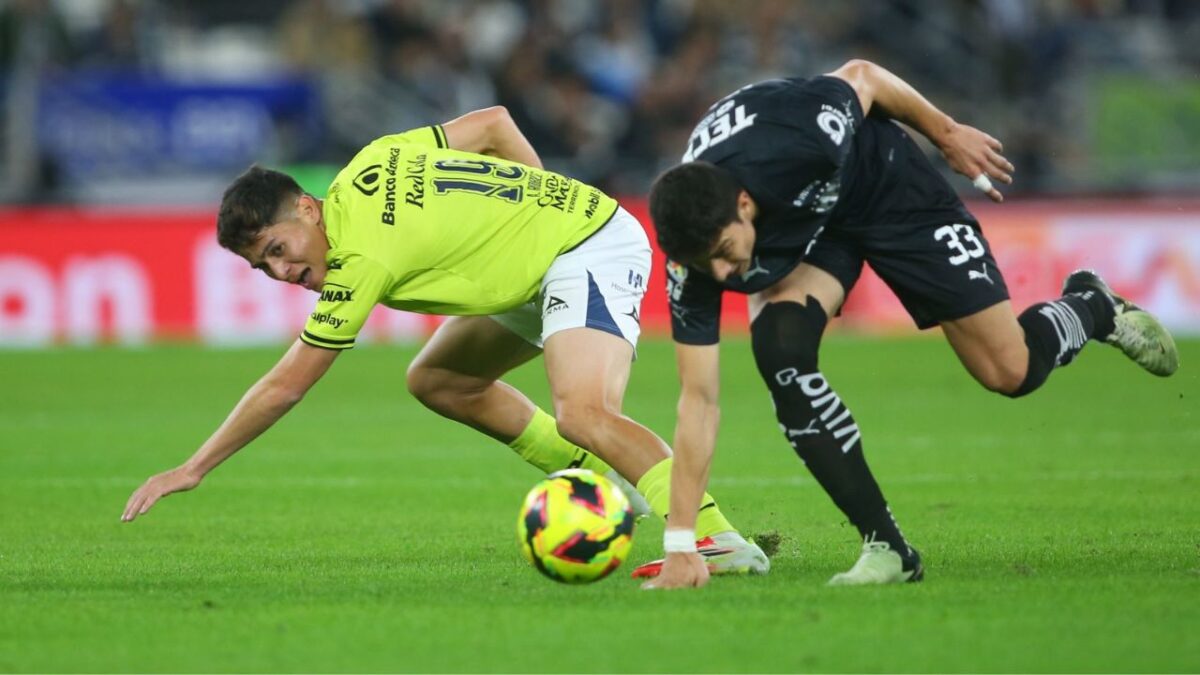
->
xmin=374 ymin=125 xmax=449 ymax=150
xmin=666 ymin=259 xmax=724 ymax=345
xmin=781 ymin=76 xmax=865 ymax=169
xmin=300 ymin=253 xmax=395 ymax=350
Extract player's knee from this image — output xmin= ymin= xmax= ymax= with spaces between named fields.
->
xmin=405 ymin=363 xmax=443 ymax=408
xmin=979 ymin=357 xmax=1028 ymax=396
xmin=750 ymin=299 xmax=828 ymax=380
xmin=553 ymin=399 xmax=612 ymax=449
xmin=405 ymin=364 xmax=480 ymax=413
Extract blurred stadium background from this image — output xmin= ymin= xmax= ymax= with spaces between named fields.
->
xmin=3 ymin=4 xmax=1198 ymax=671
xmin=2 ymin=0 xmax=1199 ymax=346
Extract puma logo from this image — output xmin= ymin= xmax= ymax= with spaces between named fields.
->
xmin=740 ymin=257 xmax=769 ymax=281
xmin=968 ymin=263 xmax=994 ymax=285
xmin=786 ymin=419 xmax=820 ymax=438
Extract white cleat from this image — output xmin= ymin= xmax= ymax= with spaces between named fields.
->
xmin=605 ymin=469 xmax=653 ymax=519
xmin=827 ymin=539 xmax=924 ymax=586
xmin=1063 ymin=269 xmax=1179 ymax=377
xmin=631 ymin=530 xmax=771 ymax=578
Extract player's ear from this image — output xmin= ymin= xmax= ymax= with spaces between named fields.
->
xmin=297 ymin=193 xmax=320 ymax=226
xmin=736 ymin=190 xmax=755 ymax=222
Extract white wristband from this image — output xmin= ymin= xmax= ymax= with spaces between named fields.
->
xmin=663 ymin=528 xmax=697 ymax=554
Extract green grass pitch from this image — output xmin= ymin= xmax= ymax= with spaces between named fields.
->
xmin=2 ymin=336 xmax=1198 ymax=673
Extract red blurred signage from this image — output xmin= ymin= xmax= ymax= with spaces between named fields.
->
xmin=2 ymin=200 xmax=1199 ymax=346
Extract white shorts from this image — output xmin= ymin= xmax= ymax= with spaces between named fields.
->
xmin=490 ymin=207 xmax=651 ymax=350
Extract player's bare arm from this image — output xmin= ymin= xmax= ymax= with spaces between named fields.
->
xmin=121 ymin=339 xmax=338 ymax=522
xmin=829 ymin=59 xmax=1014 ymax=202
xmin=642 ymin=343 xmax=721 ymax=590
xmin=442 ymin=106 xmax=544 ymax=169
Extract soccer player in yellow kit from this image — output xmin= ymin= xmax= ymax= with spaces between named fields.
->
xmin=120 ymin=106 xmax=768 ymax=578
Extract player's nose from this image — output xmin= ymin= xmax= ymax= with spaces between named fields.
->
xmin=269 ymin=260 xmax=290 ymax=282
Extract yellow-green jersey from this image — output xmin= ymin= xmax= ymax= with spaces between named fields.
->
xmin=300 ymin=125 xmax=620 ymax=350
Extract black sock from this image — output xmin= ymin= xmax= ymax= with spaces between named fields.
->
xmin=751 ymin=300 xmax=913 ymax=557
xmin=1012 ymin=292 xmax=1109 ymax=397
xmin=1063 ymin=280 xmax=1117 ymax=339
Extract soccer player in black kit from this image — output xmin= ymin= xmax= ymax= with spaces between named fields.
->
xmin=638 ymin=59 xmax=1179 ymax=588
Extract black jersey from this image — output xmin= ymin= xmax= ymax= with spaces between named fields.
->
xmin=668 ymin=76 xmax=975 ymax=344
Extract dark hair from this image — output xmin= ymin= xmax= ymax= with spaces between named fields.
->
xmin=216 ymin=165 xmax=304 ymax=252
xmin=648 ymin=161 xmax=742 ymax=262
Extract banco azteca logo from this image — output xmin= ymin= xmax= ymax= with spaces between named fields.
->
xmin=352 ymin=164 xmax=383 ymax=196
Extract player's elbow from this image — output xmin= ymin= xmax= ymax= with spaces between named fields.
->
xmin=475 ymin=105 xmax=513 ymax=135
xmin=445 ymin=105 xmax=515 ymax=155
xmin=835 ymin=59 xmax=879 ymax=81
xmin=832 ymin=58 xmax=879 ymax=88
xmin=839 ymin=58 xmax=876 ymax=73
xmin=829 ymin=59 xmax=880 ymax=116
xmin=477 ymin=105 xmax=512 ymax=125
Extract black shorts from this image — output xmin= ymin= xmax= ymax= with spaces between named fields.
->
xmin=805 ymin=218 xmax=1011 ymax=329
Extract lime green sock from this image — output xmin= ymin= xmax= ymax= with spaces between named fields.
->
xmin=635 ymin=458 xmax=736 ymax=539
xmin=508 ymin=407 xmax=612 ymax=475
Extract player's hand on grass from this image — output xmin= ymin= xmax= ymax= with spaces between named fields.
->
xmin=937 ymin=122 xmax=1014 ymax=203
xmin=121 ymin=466 xmax=202 ymax=522
xmin=641 ymin=552 xmax=710 ymax=590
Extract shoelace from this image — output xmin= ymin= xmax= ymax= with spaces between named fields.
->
xmin=839 ymin=540 xmax=894 ymax=576
xmin=1110 ymin=315 xmax=1153 ymax=353
xmin=862 ymin=540 xmax=892 ymax=555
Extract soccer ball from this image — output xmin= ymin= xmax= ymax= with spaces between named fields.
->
xmin=517 ymin=469 xmax=636 ymax=584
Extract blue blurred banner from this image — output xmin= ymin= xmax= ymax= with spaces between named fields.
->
xmin=36 ymin=73 xmax=322 ymax=179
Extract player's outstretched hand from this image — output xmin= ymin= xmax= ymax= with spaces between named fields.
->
xmin=938 ymin=123 xmax=1014 ymax=203
xmin=121 ymin=466 xmax=202 ymax=522
xmin=641 ymin=551 xmax=710 ymax=590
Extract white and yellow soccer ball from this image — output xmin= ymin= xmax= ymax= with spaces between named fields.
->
xmin=517 ymin=469 xmax=636 ymax=584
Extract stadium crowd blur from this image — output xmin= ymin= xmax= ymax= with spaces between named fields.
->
xmin=2 ymin=0 xmax=1198 ymax=204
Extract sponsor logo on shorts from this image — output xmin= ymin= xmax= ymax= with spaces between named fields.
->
xmin=968 ymin=263 xmax=995 ymax=285
xmin=544 ymin=295 xmax=569 ymax=315
xmin=627 ymin=270 xmax=644 ymax=290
